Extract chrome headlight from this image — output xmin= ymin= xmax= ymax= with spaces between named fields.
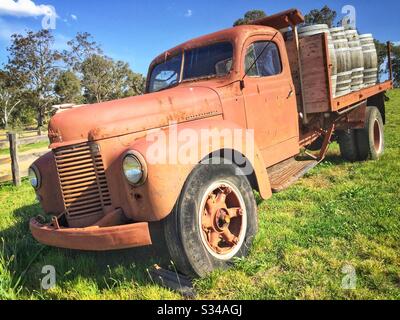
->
xmin=28 ymin=165 xmax=41 ymax=190
xmin=123 ymin=152 xmax=147 ymax=186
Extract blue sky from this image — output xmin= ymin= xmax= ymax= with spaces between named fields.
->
xmin=0 ymin=0 xmax=399 ymax=75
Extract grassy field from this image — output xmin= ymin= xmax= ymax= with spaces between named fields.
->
xmin=0 ymin=90 xmax=399 ymax=300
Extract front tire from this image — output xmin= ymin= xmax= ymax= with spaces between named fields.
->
xmin=163 ymin=161 xmax=258 ymax=278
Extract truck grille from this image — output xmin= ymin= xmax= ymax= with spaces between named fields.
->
xmin=54 ymin=143 xmax=112 ymax=223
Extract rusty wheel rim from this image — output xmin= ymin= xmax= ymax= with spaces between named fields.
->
xmin=198 ymin=181 xmax=247 ymax=260
xmin=373 ymin=119 xmax=383 ymax=154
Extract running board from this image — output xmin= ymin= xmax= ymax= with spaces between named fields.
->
xmin=267 ymin=157 xmax=318 ymax=193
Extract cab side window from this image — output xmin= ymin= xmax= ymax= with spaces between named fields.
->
xmin=245 ymin=41 xmax=282 ymax=77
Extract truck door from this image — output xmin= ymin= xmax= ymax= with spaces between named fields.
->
xmin=241 ymin=34 xmax=299 ymax=167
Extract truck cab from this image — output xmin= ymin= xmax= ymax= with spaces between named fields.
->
xmin=146 ymin=24 xmax=300 ymax=166
xmin=29 ymin=9 xmax=391 ymax=278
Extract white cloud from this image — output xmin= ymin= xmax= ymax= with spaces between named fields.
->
xmin=0 ymin=0 xmax=54 ymax=17
xmin=184 ymin=9 xmax=193 ymax=18
xmin=70 ymin=14 xmax=77 ymax=21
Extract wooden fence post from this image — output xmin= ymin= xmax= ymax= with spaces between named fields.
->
xmin=8 ymin=132 xmax=21 ymax=187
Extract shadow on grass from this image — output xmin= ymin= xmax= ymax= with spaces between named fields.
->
xmin=0 ymin=203 xmax=174 ymax=297
xmin=322 ymin=153 xmax=347 ymax=165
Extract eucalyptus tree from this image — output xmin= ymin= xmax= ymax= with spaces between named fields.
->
xmin=6 ymin=30 xmax=62 ymax=128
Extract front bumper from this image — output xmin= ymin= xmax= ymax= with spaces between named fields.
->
xmin=30 ymin=215 xmax=152 ymax=251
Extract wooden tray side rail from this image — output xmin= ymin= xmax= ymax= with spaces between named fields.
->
xmin=331 ymin=81 xmax=393 ymax=112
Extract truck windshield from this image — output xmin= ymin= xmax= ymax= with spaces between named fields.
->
xmin=148 ymin=42 xmax=233 ymax=93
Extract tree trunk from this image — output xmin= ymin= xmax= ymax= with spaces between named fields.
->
xmin=37 ymin=105 xmax=45 ymax=129
xmin=1 ymin=101 xmax=9 ymax=129
xmin=4 ymin=111 xmax=8 ymax=129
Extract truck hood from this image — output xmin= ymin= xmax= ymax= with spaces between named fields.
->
xmin=48 ymin=86 xmax=223 ymax=148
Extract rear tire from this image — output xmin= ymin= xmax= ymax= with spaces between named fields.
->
xmin=355 ymin=106 xmax=385 ymax=160
xmin=337 ymin=106 xmax=385 ymax=162
xmin=163 ymin=161 xmax=258 ymax=278
xmin=337 ymin=129 xmax=359 ymax=162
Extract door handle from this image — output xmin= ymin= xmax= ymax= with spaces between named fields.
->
xmin=287 ymin=83 xmax=294 ymax=99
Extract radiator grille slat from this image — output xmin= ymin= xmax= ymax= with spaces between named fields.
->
xmin=54 ymin=143 xmax=112 ymax=222
xmin=59 ymin=168 xmax=98 ymax=178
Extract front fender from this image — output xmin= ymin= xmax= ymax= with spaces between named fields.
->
xmin=32 ymin=152 xmax=65 ymax=215
xmin=120 ymin=118 xmax=272 ymax=222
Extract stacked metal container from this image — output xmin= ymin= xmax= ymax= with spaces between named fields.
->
xmin=330 ymin=27 xmax=353 ymax=96
xmin=345 ymin=30 xmax=365 ymax=91
xmin=286 ymin=23 xmax=379 ymax=97
xmin=359 ymin=34 xmax=379 ymax=87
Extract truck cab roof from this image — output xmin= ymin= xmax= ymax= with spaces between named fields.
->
xmin=148 ymin=25 xmax=279 ymax=72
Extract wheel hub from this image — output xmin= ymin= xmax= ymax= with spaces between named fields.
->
xmin=200 ymin=184 xmax=245 ymax=255
xmin=215 ymin=208 xmax=231 ymax=231
xmin=373 ymin=119 xmax=383 ymax=153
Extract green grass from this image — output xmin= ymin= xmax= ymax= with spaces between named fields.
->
xmin=0 ymin=141 xmax=49 ymax=156
xmin=0 ymin=90 xmax=399 ymax=300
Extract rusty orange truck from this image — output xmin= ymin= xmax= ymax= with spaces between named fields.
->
xmin=28 ymin=9 xmax=393 ymax=277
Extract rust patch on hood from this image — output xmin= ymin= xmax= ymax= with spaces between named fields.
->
xmin=48 ymin=86 xmax=223 ymax=148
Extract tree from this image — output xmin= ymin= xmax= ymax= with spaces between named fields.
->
xmin=3 ymin=29 xmax=145 ymax=129
xmin=375 ymin=40 xmax=388 ymax=80
xmin=81 ymin=55 xmax=145 ymax=103
xmin=127 ymin=71 xmax=146 ymax=96
xmin=63 ymin=32 xmax=103 ymax=73
xmin=6 ymin=30 xmax=62 ymax=128
xmin=66 ymin=32 xmax=146 ymax=102
xmin=304 ymin=5 xmax=337 ymax=27
xmin=373 ymin=40 xmax=400 ymax=87
xmin=233 ymin=10 xmax=267 ymax=26
xmin=389 ymin=44 xmax=400 ymax=87
xmin=81 ymin=54 xmax=113 ymax=103
xmin=0 ymin=70 xmax=20 ymax=128
xmin=54 ymin=71 xmax=82 ymax=104
xmin=110 ymin=60 xmax=134 ymax=100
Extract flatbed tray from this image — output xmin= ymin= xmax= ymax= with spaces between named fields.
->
xmin=331 ymin=81 xmax=392 ymax=112
xmin=292 ymin=33 xmax=393 ymax=115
